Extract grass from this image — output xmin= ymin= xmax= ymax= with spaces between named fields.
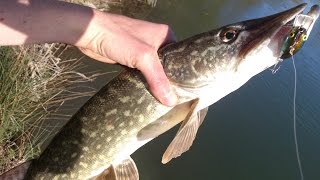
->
xmin=0 ymin=44 xmax=100 ymax=174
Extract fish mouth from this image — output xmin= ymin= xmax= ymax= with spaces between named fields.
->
xmin=239 ymin=3 xmax=307 ymax=59
xmin=307 ymin=5 xmax=320 ymax=19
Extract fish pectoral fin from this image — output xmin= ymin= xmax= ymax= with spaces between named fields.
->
xmin=0 ymin=161 xmax=31 ymax=180
xmin=137 ymin=100 xmax=195 ymax=141
xmin=98 ymin=157 xmax=139 ymax=180
xmin=198 ymin=107 xmax=209 ymax=126
xmin=162 ymin=99 xmax=209 ymax=164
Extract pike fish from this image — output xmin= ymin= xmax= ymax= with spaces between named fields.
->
xmin=1 ymin=3 xmax=317 ymax=180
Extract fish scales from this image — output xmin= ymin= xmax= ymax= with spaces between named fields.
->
xmin=25 ymin=70 xmax=172 ymax=179
xmin=160 ymin=31 xmax=245 ymax=87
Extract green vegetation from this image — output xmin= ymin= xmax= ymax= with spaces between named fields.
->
xmin=0 ymin=44 xmax=98 ymax=174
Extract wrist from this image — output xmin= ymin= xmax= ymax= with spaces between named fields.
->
xmin=74 ymin=9 xmax=112 ymax=49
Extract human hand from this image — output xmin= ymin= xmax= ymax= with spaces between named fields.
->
xmin=77 ymin=11 xmax=178 ymax=106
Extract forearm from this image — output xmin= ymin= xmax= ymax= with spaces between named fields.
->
xmin=0 ymin=0 xmax=177 ymax=106
xmin=0 ymin=0 xmax=93 ymax=46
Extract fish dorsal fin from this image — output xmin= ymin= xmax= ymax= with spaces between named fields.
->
xmin=162 ymin=100 xmax=208 ymax=164
xmin=96 ymin=157 xmax=139 ymax=180
xmin=137 ymin=100 xmax=195 ymax=141
xmin=0 ymin=161 xmax=31 ymax=180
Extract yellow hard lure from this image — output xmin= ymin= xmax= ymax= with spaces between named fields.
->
xmin=280 ymin=26 xmax=308 ymax=59
xmin=280 ymin=5 xmax=319 ymax=59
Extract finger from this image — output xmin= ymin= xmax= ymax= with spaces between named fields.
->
xmin=161 ymin=26 xmax=177 ymax=47
xmin=135 ymin=51 xmax=178 ymax=106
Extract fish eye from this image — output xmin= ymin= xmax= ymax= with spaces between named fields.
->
xmin=302 ymin=34 xmax=307 ymax=41
xmin=220 ymin=28 xmax=239 ymax=43
xmin=289 ymin=32 xmax=295 ymax=38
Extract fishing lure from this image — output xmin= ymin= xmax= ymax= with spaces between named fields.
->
xmin=280 ymin=5 xmax=319 ymax=59
xmin=280 ymin=26 xmax=307 ymax=59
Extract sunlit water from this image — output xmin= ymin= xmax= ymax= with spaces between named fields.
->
xmin=127 ymin=0 xmax=320 ymax=179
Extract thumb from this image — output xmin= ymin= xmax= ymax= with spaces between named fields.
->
xmin=135 ymin=51 xmax=178 ymax=106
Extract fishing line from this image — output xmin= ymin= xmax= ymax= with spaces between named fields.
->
xmin=291 ymin=52 xmax=304 ymax=180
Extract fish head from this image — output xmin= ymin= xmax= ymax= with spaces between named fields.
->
xmin=161 ymin=4 xmax=307 ymax=107
xmin=228 ymin=3 xmax=307 ymax=78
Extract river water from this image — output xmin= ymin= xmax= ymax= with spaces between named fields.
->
xmin=125 ymin=0 xmax=320 ymax=180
